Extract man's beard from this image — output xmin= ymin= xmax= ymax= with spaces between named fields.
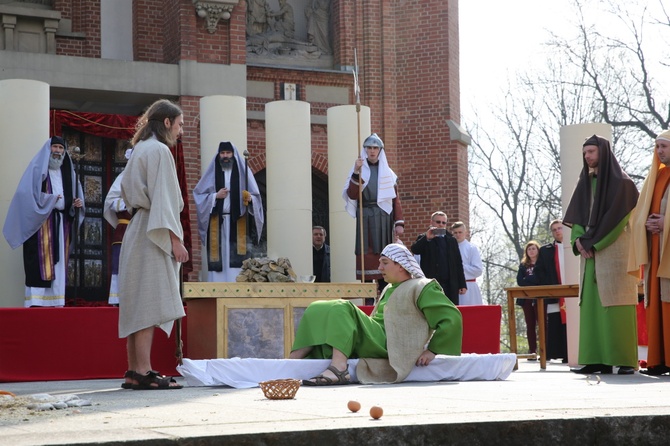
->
xmin=219 ymin=157 xmax=233 ymax=171
xmin=49 ymin=155 xmax=64 ymax=170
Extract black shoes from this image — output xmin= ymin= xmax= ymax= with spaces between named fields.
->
xmin=570 ymin=364 xmax=613 ymax=374
xmin=571 ymin=364 xmax=636 ymax=375
xmin=640 ymin=365 xmax=670 ymax=376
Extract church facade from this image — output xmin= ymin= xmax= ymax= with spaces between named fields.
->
xmin=0 ymin=0 xmax=468 ymax=304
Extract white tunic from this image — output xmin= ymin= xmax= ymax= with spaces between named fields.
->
xmin=457 ymin=239 xmax=484 ymax=306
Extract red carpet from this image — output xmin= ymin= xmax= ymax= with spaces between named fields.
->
xmin=0 ymin=307 xmax=185 ymax=382
xmin=0 ymin=304 xmax=500 ymax=382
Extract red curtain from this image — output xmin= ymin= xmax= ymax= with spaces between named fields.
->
xmin=51 ymin=109 xmax=137 ymax=139
xmin=50 ymin=110 xmax=193 ymax=274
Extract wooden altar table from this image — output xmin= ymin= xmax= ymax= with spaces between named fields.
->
xmin=183 ymin=282 xmax=377 ymax=360
xmin=504 ymin=284 xmax=580 ymax=370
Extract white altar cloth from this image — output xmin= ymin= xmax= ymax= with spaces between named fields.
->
xmin=177 ymin=353 xmax=517 ymax=388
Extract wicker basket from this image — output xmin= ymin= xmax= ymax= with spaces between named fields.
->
xmin=259 ymin=378 xmax=301 ymax=400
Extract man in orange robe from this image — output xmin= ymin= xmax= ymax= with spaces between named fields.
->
xmin=629 ymin=129 xmax=670 ymax=375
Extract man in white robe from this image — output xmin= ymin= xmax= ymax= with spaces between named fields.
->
xmin=3 ymin=137 xmax=84 ymax=307
xmin=451 ymin=222 xmax=484 ymax=306
xmin=103 ymin=149 xmax=133 ymax=305
xmin=194 ymin=142 xmax=264 ymax=282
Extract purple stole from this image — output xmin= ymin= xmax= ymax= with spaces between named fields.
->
xmin=37 ymin=175 xmax=72 ymax=282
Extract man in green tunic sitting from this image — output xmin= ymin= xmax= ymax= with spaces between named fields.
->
xmin=290 ymin=243 xmax=463 ymax=385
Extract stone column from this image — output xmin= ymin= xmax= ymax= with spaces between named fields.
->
xmin=265 ymin=100 xmax=312 ymax=278
xmin=559 ymin=122 xmax=612 ymax=366
xmin=2 ymin=14 xmax=16 ymax=51
xmin=326 ymin=105 xmax=371 ymax=282
xmin=198 ymin=95 xmax=247 ymax=280
xmin=199 ymin=95 xmax=247 ymax=173
xmin=44 ymin=18 xmax=58 ymax=54
xmin=0 ymin=80 xmax=50 ymax=307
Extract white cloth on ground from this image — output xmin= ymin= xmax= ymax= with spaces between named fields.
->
xmin=177 ymin=353 xmax=517 ymax=388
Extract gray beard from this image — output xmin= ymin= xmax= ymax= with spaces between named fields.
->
xmin=219 ymin=158 xmax=233 ymax=171
xmin=49 ymin=156 xmax=64 ymax=170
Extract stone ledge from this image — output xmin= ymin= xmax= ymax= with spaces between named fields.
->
xmin=183 ymin=281 xmax=377 ymax=299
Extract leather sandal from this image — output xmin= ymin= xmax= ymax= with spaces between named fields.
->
xmin=302 ymin=365 xmax=351 ymax=386
xmin=132 ymin=370 xmax=183 ymax=390
xmin=121 ymin=370 xmax=135 ymax=389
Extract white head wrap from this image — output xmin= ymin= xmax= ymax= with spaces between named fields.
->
xmin=342 ymin=134 xmax=398 ymax=218
xmin=381 ymin=243 xmax=425 ymax=278
xmin=656 ymin=129 xmax=670 ymax=143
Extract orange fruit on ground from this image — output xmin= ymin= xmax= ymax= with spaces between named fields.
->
xmin=347 ymin=400 xmax=361 ymax=412
xmin=369 ymin=406 xmax=383 ymax=419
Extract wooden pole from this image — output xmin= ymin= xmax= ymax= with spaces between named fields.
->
xmin=353 ymin=49 xmax=365 ymax=283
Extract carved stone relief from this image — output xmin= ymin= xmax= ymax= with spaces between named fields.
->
xmin=246 ymin=0 xmax=333 ymax=68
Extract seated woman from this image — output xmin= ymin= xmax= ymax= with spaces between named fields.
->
xmin=289 ymin=243 xmax=463 ymax=385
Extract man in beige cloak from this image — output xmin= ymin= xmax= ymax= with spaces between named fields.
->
xmin=118 ymin=99 xmax=189 ymax=390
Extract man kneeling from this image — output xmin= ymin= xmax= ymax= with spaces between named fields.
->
xmin=290 ymin=243 xmax=463 ymax=385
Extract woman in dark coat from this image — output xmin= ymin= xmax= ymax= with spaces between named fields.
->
xmin=516 ymin=240 xmax=541 ymax=359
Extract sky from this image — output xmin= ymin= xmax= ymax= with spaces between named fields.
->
xmin=459 ymin=0 xmax=669 ymax=124
xmin=459 ymin=0 xmax=570 ymax=123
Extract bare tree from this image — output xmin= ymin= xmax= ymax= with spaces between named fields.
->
xmin=548 ymin=0 xmax=670 ymax=146
xmin=465 ymin=0 xmax=670 ymax=353
xmin=468 ymin=89 xmax=560 ymax=261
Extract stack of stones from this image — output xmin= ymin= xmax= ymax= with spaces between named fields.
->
xmin=235 ymin=257 xmax=297 ymax=282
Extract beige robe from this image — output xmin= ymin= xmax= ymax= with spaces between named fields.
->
xmin=118 ymin=136 xmax=185 ymax=338
xmin=578 ymin=222 xmax=638 ymax=307
xmin=356 ymin=278 xmax=433 ymax=384
xmin=628 ymin=152 xmax=670 ymax=305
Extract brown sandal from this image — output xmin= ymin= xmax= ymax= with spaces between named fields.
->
xmin=121 ymin=370 xmax=135 ymax=389
xmin=302 ymin=365 xmax=351 ymax=386
xmin=132 ymin=370 xmax=183 ymax=390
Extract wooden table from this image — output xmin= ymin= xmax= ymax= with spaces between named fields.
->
xmin=505 ymin=284 xmax=580 ymax=370
xmin=183 ymin=282 xmax=377 ymax=360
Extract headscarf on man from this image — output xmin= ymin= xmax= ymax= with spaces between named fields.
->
xmin=381 ymin=243 xmax=425 ymax=278
xmin=342 ymin=133 xmax=398 ymax=218
xmin=628 ymin=129 xmax=670 ymax=278
xmin=193 ymin=142 xmax=264 ymax=270
xmin=563 ymin=134 xmax=639 ymax=252
xmin=3 ymin=138 xmax=85 ymax=249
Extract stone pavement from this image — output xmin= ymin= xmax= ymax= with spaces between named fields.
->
xmin=2 ymin=359 xmax=670 ymax=445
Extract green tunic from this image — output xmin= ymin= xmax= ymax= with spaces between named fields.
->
xmin=572 ymin=209 xmax=638 ymax=367
xmin=291 ymin=280 xmax=462 ymax=359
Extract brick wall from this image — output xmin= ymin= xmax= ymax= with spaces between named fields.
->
xmin=134 ymin=0 xmax=164 ymax=62
xmin=54 ymin=0 xmax=97 ymax=57
xmin=389 ymin=0 xmax=468 ymax=240
xmin=177 ymin=95 xmax=202 ymax=281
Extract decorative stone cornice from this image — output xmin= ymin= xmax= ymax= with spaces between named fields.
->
xmin=193 ymin=0 xmax=239 ymax=33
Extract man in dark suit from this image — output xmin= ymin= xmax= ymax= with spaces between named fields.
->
xmin=312 ymin=226 xmax=330 ymax=282
xmin=533 ymin=219 xmax=568 ymax=362
xmin=411 ymin=211 xmax=466 ymax=305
